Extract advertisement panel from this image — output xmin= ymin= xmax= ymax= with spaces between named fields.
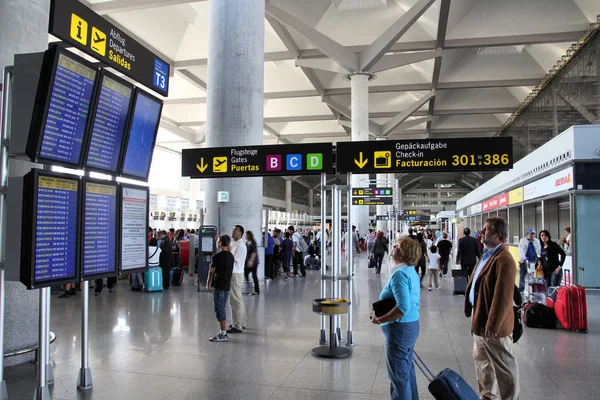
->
xmin=508 ymin=187 xmax=524 ymax=205
xmin=524 ymin=167 xmax=574 ymax=201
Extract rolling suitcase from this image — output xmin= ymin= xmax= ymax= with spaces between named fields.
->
xmin=546 ymin=286 xmax=559 ymax=309
xmin=171 ymin=267 xmax=183 ymax=286
xmin=523 ymin=302 xmax=556 ymax=329
xmin=144 ymin=267 xmax=163 ymax=292
xmin=452 ymin=269 xmax=468 ymax=295
xmin=555 ymin=271 xmax=587 ymax=332
xmin=368 ymin=256 xmax=377 ymax=269
xmin=413 ymin=351 xmax=479 ymax=400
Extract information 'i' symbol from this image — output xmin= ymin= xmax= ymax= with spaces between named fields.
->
xmin=77 ymin=21 xmax=83 ymax=40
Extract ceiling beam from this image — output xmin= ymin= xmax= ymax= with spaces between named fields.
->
xmin=370 ymin=49 xmax=441 ymax=73
xmin=389 ymin=117 xmax=430 ymax=133
xmin=263 ymin=124 xmax=292 ymax=144
xmin=322 ymin=97 xmax=383 ymax=136
xmin=426 ymin=0 xmax=450 ymax=137
xmin=382 ymin=91 xmax=435 ymax=136
xmin=295 ymin=58 xmax=350 ymax=74
xmin=266 ymin=15 xmax=300 ymax=58
xmin=90 ymin=0 xmax=207 ymax=15
xmin=400 ymin=175 xmax=423 ymax=189
xmin=265 ymin=2 xmax=358 ymax=72
xmin=360 ymin=0 xmax=436 ymax=71
xmin=159 ymin=118 xmax=195 ymax=143
xmin=164 ymin=79 xmax=540 ymax=105
xmin=554 ymin=87 xmax=598 ymax=123
xmin=173 ymin=31 xmax=586 ymax=69
xmin=175 ymin=69 xmax=207 ymax=91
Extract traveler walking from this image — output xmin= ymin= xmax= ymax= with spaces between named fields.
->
xmin=427 ymin=245 xmax=441 ymax=291
xmin=456 ymin=228 xmax=481 ymax=278
xmin=465 ymin=218 xmax=519 ymax=400
xmin=281 ymin=232 xmax=293 ymax=281
xmin=289 ymin=226 xmax=307 ymax=277
xmin=372 ymin=231 xmax=388 ymax=274
xmin=518 ymin=229 xmax=540 ymax=293
xmin=415 ymin=233 xmax=429 ymax=284
xmin=366 ymin=229 xmax=376 ymax=258
xmin=227 ymin=225 xmax=247 ymax=334
xmin=244 ymin=231 xmax=260 ymax=296
xmin=436 ymin=232 xmax=453 ymax=277
xmin=264 ymin=230 xmax=274 ymax=281
xmin=157 ymin=230 xmax=175 ymax=290
xmin=371 ymin=237 xmax=421 ymax=399
xmin=207 ymin=235 xmax=234 ymax=342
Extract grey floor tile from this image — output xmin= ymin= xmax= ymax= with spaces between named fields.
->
xmin=269 ymin=387 xmax=371 ymax=400
xmin=167 ymin=379 xmax=277 ymax=400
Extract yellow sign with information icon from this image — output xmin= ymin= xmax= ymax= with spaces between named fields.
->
xmin=374 ymin=151 xmax=391 ymax=168
xmin=213 ymin=157 xmax=228 ymax=173
xmin=70 ymin=13 xmax=88 ymax=46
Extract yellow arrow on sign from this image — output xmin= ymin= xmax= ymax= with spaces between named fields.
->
xmin=196 ymin=158 xmax=208 ymax=173
xmin=354 ymin=152 xmax=368 ymax=169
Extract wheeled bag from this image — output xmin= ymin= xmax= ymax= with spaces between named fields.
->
xmin=144 ymin=267 xmax=163 ymax=292
xmin=555 ymin=283 xmax=587 ymax=332
xmin=368 ymin=256 xmax=377 ymax=269
xmin=414 ymin=351 xmax=479 ymax=400
xmin=452 ymin=269 xmax=468 ymax=295
xmin=171 ymin=267 xmax=184 ymax=286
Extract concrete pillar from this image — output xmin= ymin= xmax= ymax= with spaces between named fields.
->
xmin=350 ymin=73 xmax=371 ymax=234
xmin=308 ymin=188 xmax=314 ymax=217
xmin=204 ymin=0 xmax=264 ymax=238
xmin=0 ymin=0 xmax=49 ymax=366
xmin=285 ymin=180 xmax=292 ymax=212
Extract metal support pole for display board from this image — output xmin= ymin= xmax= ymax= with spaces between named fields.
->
xmin=331 ymin=185 xmax=340 ymax=348
xmin=77 ymin=282 xmax=92 ymax=391
xmin=45 ymin=288 xmax=53 ymax=386
xmin=345 ymin=173 xmax=355 ymax=347
xmin=318 ymin=173 xmax=328 ymax=345
xmin=0 ymin=67 xmax=12 ymax=400
xmin=33 ymin=288 xmax=50 ymax=400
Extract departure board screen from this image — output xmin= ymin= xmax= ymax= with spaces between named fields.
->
xmin=34 ymin=175 xmax=79 ymax=283
xmin=83 ymin=182 xmax=118 ymax=278
xmin=121 ymin=186 xmax=148 ymax=271
xmin=85 ymin=73 xmax=133 ymax=173
xmin=121 ymin=91 xmax=162 ymax=180
xmin=38 ymin=53 xmax=96 ymax=165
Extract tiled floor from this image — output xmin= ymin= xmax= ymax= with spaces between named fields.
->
xmin=4 ymin=253 xmax=600 ymax=399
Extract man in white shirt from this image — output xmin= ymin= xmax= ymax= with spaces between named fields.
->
xmin=518 ymin=229 xmax=541 ymax=293
xmin=227 ymin=225 xmax=247 ymax=334
xmin=316 ymin=228 xmax=327 ymax=253
xmin=289 ymin=225 xmax=306 ymax=277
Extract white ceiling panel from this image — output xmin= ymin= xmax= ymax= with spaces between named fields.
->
xmin=265 ymin=61 xmax=318 ymax=92
xmin=264 ymin=97 xmax=334 ymax=117
xmin=525 ymin=42 xmax=573 ymax=72
xmin=162 ymin=103 xmax=206 ymax=123
xmin=431 ymin=114 xmax=504 ymax=129
xmin=280 ymin=121 xmax=347 ymax=134
xmin=436 ymin=88 xmax=521 ymax=109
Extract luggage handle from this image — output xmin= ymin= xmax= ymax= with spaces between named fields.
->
xmin=413 ymin=350 xmax=435 ymax=382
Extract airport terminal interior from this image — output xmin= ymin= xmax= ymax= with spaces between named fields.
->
xmin=1 ymin=0 xmax=600 ymax=399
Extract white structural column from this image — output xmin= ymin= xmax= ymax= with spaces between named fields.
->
xmin=350 ymin=73 xmax=371 ymax=234
xmin=308 ymin=189 xmax=314 ymax=217
xmin=285 ymin=180 xmax=292 ymax=212
xmin=0 ymin=0 xmax=49 ymax=370
xmin=204 ymin=0 xmax=264 ymax=237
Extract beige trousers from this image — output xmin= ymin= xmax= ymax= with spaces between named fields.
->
xmin=229 ymin=273 xmax=246 ymax=330
xmin=473 ymin=334 xmax=520 ymax=400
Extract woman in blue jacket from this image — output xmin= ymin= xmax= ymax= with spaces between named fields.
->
xmin=371 ymin=237 xmax=421 ymax=399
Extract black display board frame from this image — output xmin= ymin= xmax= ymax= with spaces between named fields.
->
xmin=26 ymin=44 xmax=100 ymax=169
xmin=20 ymin=169 xmax=82 ymax=289
xmin=83 ymin=69 xmax=135 ymax=175
xmin=80 ymin=177 xmax=120 ymax=281
xmin=118 ymin=88 xmax=163 ymax=182
xmin=118 ymin=183 xmax=150 ymax=274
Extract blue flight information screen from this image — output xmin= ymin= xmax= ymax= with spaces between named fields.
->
xmin=86 ymin=75 xmax=133 ymax=172
xmin=121 ymin=92 xmax=161 ymax=179
xmin=83 ymin=182 xmax=118 ymax=277
xmin=34 ymin=175 xmax=78 ymax=283
xmin=39 ymin=53 xmax=96 ymax=165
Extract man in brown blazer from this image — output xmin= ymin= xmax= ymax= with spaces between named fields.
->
xmin=464 ymin=217 xmax=519 ymax=400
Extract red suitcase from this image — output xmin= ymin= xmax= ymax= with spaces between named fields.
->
xmin=555 ymin=271 xmax=588 ymax=332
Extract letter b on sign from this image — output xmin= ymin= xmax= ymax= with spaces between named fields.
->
xmin=307 ymin=153 xmax=323 ymax=170
xmin=266 ymin=155 xmax=281 ymax=171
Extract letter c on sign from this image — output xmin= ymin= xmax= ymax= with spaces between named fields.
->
xmin=290 ymin=156 xmax=299 ymax=168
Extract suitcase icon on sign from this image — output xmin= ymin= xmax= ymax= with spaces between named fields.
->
xmin=374 ymin=151 xmax=391 ymax=168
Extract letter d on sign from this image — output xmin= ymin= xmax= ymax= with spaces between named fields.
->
xmin=307 ymin=153 xmax=323 ymax=170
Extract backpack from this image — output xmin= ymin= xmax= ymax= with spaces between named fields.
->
xmin=295 ymin=232 xmax=308 ymax=253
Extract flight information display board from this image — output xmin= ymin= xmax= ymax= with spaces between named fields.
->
xmin=27 ymin=46 xmax=98 ymax=167
xmin=120 ymin=90 xmax=163 ymax=181
xmin=82 ymin=180 xmax=118 ymax=279
xmin=120 ymin=185 xmax=149 ymax=272
xmin=85 ymin=71 xmax=134 ymax=173
xmin=21 ymin=170 xmax=81 ymax=289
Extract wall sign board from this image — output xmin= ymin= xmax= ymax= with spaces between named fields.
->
xmin=182 ymin=143 xmax=334 ymax=178
xmin=49 ymin=0 xmax=170 ymax=96
xmin=336 ymin=137 xmax=513 ymax=173
xmin=120 ymin=185 xmax=149 ymax=272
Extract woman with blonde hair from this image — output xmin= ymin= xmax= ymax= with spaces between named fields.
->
xmin=371 ymin=237 xmax=422 ymax=399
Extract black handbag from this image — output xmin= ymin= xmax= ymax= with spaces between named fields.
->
xmin=372 ymin=297 xmax=397 ymax=317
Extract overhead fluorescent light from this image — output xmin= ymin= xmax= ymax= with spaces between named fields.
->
xmin=477 ymin=45 xmax=525 ymax=55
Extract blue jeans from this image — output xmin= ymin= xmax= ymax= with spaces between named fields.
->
xmin=375 ymin=252 xmax=385 ymax=273
xmin=212 ymin=289 xmax=229 ymax=322
xmin=381 ymin=321 xmax=420 ymax=400
xmin=551 ymin=269 xmax=563 ymax=287
xmin=519 ymin=262 xmax=529 ymax=292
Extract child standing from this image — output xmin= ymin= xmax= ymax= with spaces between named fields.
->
xmin=281 ymin=232 xmax=294 ymax=281
xmin=207 ymin=235 xmax=235 ymax=342
xmin=428 ymin=245 xmax=441 ymax=291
